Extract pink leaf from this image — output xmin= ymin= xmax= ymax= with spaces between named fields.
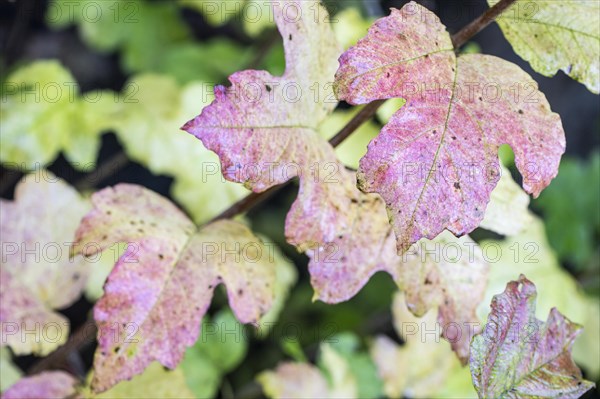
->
xmin=470 ymin=275 xmax=595 ymax=398
xmin=0 ymin=173 xmax=90 ymax=355
xmin=72 ymin=184 xmax=276 ymax=392
xmin=334 ymin=2 xmax=454 ymax=104
xmin=335 ymin=2 xmax=565 ymax=252
xmin=182 ymin=0 xmax=346 ymax=251
xmin=2 ymin=371 xmax=78 ymax=399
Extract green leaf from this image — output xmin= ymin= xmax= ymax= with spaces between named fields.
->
xmin=181 ymin=309 xmax=248 ymax=398
xmin=332 ymin=7 xmax=374 ymax=50
xmin=0 ymin=348 xmax=21 ymax=392
xmin=281 ymin=339 xmax=307 ymax=363
xmin=371 ymin=293 xmax=477 ymax=398
xmin=242 ymin=0 xmax=275 ymax=37
xmin=111 ymin=74 xmax=248 ymax=224
xmin=47 ymin=0 xmax=190 ymax=73
xmin=318 ymin=107 xmax=380 ymax=169
xmin=158 ymin=40 xmax=251 ymax=85
xmin=91 ymin=362 xmax=195 ymax=398
xmin=259 ymin=342 xmax=359 ymax=399
xmin=179 ymin=0 xmax=246 ymax=26
xmin=479 ymin=165 xmax=533 ymax=236
xmin=533 ymin=152 xmax=600 ymax=271
xmin=489 ymin=0 xmax=600 ymax=93
xmin=324 ymin=333 xmax=383 ymax=398
xmin=1 ymin=61 xmax=111 ymax=170
xmin=256 ymin=239 xmax=297 ymax=331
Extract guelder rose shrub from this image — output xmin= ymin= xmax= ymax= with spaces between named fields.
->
xmin=1 ymin=0 xmax=598 ymax=398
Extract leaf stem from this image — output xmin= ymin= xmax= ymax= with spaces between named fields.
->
xmin=451 ymin=0 xmax=517 ymax=49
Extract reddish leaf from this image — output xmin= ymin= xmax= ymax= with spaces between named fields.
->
xmin=72 ymin=184 xmax=276 ymax=392
xmin=335 ymin=2 xmax=565 ymax=252
xmin=470 ymin=275 xmax=594 ymax=398
xmin=2 ymin=371 xmax=78 ymax=399
xmin=182 ymin=0 xmax=346 ymax=251
xmin=0 ymin=173 xmax=90 ymax=355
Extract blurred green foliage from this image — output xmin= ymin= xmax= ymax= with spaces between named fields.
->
xmin=533 ymin=153 xmax=600 ymax=282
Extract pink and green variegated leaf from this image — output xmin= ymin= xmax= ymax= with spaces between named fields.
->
xmin=72 ymin=184 xmax=276 ymax=393
xmin=309 ymin=201 xmax=489 ymax=364
xmin=335 ymin=2 xmax=565 ymax=252
xmin=182 ymin=0 xmax=347 ymax=251
xmin=470 ymin=275 xmax=595 ymax=398
xmin=333 ymin=1 xmax=455 ymax=104
xmin=0 ymin=173 xmax=90 ymax=355
xmin=2 ymin=371 xmax=78 ymax=399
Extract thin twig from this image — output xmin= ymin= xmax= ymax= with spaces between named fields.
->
xmin=451 ymin=0 xmax=518 ymax=48
xmin=27 ymin=322 xmax=97 ymax=376
xmin=74 ymin=151 xmax=129 ymax=191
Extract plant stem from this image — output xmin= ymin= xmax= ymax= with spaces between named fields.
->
xmin=27 ymin=321 xmax=97 ymax=376
xmin=75 ymin=151 xmax=129 ymax=191
xmin=451 ymin=0 xmax=517 ymax=48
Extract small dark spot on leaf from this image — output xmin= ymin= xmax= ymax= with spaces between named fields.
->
xmin=266 ymin=85 xmax=272 ymax=92
xmin=238 ymin=289 xmax=244 ymax=296
xmin=451 ymin=136 xmax=456 ymax=140
xmin=518 ymin=109 xmax=523 ymax=114
xmin=208 ymin=285 xmax=213 ymax=289
xmin=289 ymin=34 xmax=292 ymax=40
xmin=158 ymin=254 xmax=164 ymax=260
xmin=72 ymin=273 xmax=80 ymax=281
xmin=454 ymin=182 xmax=460 ymax=189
